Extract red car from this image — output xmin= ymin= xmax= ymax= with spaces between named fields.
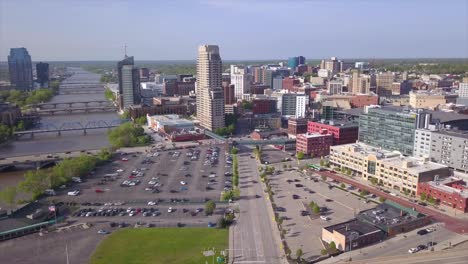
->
xmin=128 ymin=175 xmax=136 ymax=179
xmin=95 ymin=189 xmax=104 ymax=193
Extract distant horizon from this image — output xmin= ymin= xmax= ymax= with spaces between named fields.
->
xmin=1 ymin=0 xmax=467 ymax=61
xmin=0 ymin=57 xmax=467 ymax=64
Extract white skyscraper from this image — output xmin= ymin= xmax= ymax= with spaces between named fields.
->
xmin=295 ymin=94 xmax=308 ymax=118
xmin=231 ymin=65 xmax=251 ymax=100
xmin=196 ymin=45 xmax=224 ymax=131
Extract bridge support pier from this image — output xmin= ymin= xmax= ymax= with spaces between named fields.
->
xmin=57 ymin=131 xmax=61 ymax=136
xmin=83 ymin=129 xmax=87 ymax=136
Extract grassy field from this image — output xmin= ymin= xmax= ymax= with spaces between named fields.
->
xmin=90 ymin=228 xmax=229 ymax=264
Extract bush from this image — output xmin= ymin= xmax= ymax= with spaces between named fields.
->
xmin=296 ymin=152 xmax=305 ymax=160
xmin=340 ymin=183 xmax=345 ymax=188
xmin=379 ymin=197 xmax=386 ymax=203
xmin=205 ymin=200 xmax=216 ymax=215
xmin=320 ymin=249 xmax=328 ymax=255
xmin=313 ymin=204 xmax=320 ymax=214
xmin=296 ymin=248 xmax=303 ymax=260
xmin=231 ymin=147 xmax=238 ymax=155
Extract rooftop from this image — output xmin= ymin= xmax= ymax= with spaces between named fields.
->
xmin=357 ymin=201 xmax=425 ymax=231
xmin=298 ymin=132 xmax=332 ymax=139
xmin=332 ymin=143 xmax=448 ymax=174
xmin=309 ymin=119 xmax=359 ymax=128
xmin=324 ymin=219 xmax=382 ymax=238
xmin=426 ymin=177 xmax=468 ymax=198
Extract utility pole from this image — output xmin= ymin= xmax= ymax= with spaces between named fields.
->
xmin=66 ymin=243 xmax=70 ymax=264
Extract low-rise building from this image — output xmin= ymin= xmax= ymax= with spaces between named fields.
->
xmin=350 ymin=94 xmax=379 ymax=108
xmin=409 ymin=91 xmax=458 ymax=110
xmin=330 ymin=143 xmax=450 ymax=195
xmin=418 ymin=177 xmax=468 ymax=213
xmin=287 ymin=118 xmax=308 ymax=136
xmin=307 ymin=120 xmax=358 ymax=145
xmin=296 ymin=131 xmax=333 ymax=157
xmin=0 ymin=102 xmax=21 ymax=126
xmin=252 ymin=98 xmax=277 ymax=115
xmin=322 ymin=219 xmax=385 ymax=252
xmin=146 ymin=114 xmax=204 ymax=142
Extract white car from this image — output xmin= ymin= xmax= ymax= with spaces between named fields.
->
xmin=209 ymin=174 xmax=216 ymax=178
xmin=180 ymin=181 xmax=187 ymax=185
xmin=148 ymin=201 xmax=156 ymax=206
xmin=408 ymin=248 xmax=419 ymax=254
xmin=116 ymin=169 xmax=124 ymax=173
xmin=320 ymin=216 xmax=330 ymax=221
xmin=154 ymin=182 xmax=162 ymax=187
xmin=126 ymin=207 xmax=133 ymax=213
xmin=426 ymin=227 xmax=436 ymax=233
xmin=151 ymin=177 xmax=160 ymax=180
xmin=67 ymin=190 xmax=80 ymax=196
xmin=168 ymin=207 xmax=173 ymax=213
xmin=148 ymin=181 xmax=157 ymax=185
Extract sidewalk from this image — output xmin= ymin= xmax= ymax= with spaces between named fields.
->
xmin=317 ymin=233 xmax=468 ymax=264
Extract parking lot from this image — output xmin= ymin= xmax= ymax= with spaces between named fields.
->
xmin=268 ymin=168 xmax=376 ymax=260
xmin=46 ymin=145 xmax=232 ymax=226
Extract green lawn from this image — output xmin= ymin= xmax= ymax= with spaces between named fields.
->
xmin=90 ymin=228 xmax=229 ymax=264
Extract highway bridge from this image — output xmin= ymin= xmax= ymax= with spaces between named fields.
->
xmin=58 ymin=90 xmax=104 ymax=95
xmin=13 ymin=119 xmax=126 ymax=138
xmin=32 ymin=100 xmax=113 ymax=109
xmin=32 ymin=106 xmax=118 ymax=116
xmin=0 ymin=149 xmax=101 ymax=171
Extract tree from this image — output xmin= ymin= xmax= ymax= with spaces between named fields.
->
xmin=296 ymin=152 xmax=305 ymax=160
xmin=285 ymin=247 xmax=292 ymax=257
xmin=231 ymin=147 xmax=238 ymax=155
xmin=296 ymin=248 xmax=303 ymax=260
xmin=320 ymin=159 xmax=325 ymax=167
xmin=0 ymin=124 xmax=11 ymax=143
xmin=420 ymin=192 xmax=427 ymax=201
xmin=321 ymin=249 xmax=328 ymax=255
xmin=135 ymin=116 xmax=147 ymax=126
xmin=340 ymin=183 xmax=346 ymax=189
xmin=104 ymin=88 xmax=116 ymax=101
xmin=108 ymin=122 xmax=149 ymax=148
xmin=369 ymin=177 xmax=378 ymax=185
xmin=205 ymin=200 xmax=216 ymax=215
xmin=379 ymin=197 xmax=386 ymax=203
xmin=313 ymin=204 xmax=320 ymax=214
xmin=308 ymin=201 xmax=315 ymax=210
xmin=241 ymin=100 xmax=253 ymax=110
xmin=217 ymin=217 xmax=229 ymax=228
xmin=329 ymin=241 xmax=337 ymax=253
xmin=97 ymin=148 xmax=113 ymax=162
xmin=0 ymin=186 xmax=17 ymax=207
xmin=120 ymin=110 xmax=130 ymax=120
xmin=19 ymin=170 xmax=50 ymax=200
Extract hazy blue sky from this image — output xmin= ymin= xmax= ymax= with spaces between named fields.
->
xmin=1 ymin=0 xmax=467 ymax=61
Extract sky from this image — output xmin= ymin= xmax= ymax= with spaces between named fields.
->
xmin=1 ymin=0 xmax=467 ymax=61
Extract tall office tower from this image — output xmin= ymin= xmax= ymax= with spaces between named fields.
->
xmin=297 ymin=56 xmax=306 ymax=65
xmin=350 ymin=70 xmax=360 ymax=94
xmin=8 ymin=48 xmax=33 ymax=90
xmin=321 ymin=57 xmax=340 ymax=76
xmin=254 ymin=67 xmax=264 ymax=83
xmin=358 ymin=107 xmax=418 ymax=156
xmin=117 ymin=56 xmax=141 ymax=110
xmin=230 ymin=65 xmax=251 ymax=100
xmin=288 ymin=57 xmax=299 ymax=69
xmin=196 ymin=45 xmax=224 ymax=131
xmin=139 ymin=67 xmax=150 ymax=81
xmin=36 ymin=62 xmax=49 ymax=87
xmin=376 ymin=72 xmax=394 ymax=96
xmin=457 ymin=79 xmax=468 ymax=105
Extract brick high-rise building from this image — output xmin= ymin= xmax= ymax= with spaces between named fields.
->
xmin=196 ymin=45 xmax=224 ymax=131
xmin=8 ymin=47 xmax=33 ymax=90
xmin=223 ymin=84 xmax=235 ymax=104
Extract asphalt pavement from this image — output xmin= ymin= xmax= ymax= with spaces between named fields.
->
xmin=230 ymin=146 xmax=285 ymax=264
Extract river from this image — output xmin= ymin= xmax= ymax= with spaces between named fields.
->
xmin=0 ymin=67 xmax=119 ymax=158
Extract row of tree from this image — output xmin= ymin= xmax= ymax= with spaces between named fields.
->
xmin=221 ymin=148 xmax=240 ymax=201
xmin=0 ymin=149 xmax=112 ymax=206
xmin=0 ymin=88 xmax=55 ymax=108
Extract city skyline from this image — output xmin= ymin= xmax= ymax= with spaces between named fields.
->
xmin=1 ymin=0 xmax=467 ymax=61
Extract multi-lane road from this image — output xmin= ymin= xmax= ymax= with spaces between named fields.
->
xmin=230 ymin=146 xmax=285 ymax=263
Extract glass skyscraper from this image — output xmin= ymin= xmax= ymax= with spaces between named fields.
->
xmin=8 ymin=47 xmax=33 ymax=90
xmin=358 ymin=107 xmax=417 ymax=156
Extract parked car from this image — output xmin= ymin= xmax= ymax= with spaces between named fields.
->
xmin=97 ymin=230 xmax=109 ymax=235
xmin=207 ymin=222 xmax=216 ymax=227
xmin=292 ymin=194 xmax=300 ymax=199
xmin=417 ymin=229 xmax=429 ymax=236
xmin=67 ymin=190 xmax=80 ymax=196
xmin=408 ymin=248 xmax=419 ymax=254
xmin=320 ymin=216 xmax=330 ymax=221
